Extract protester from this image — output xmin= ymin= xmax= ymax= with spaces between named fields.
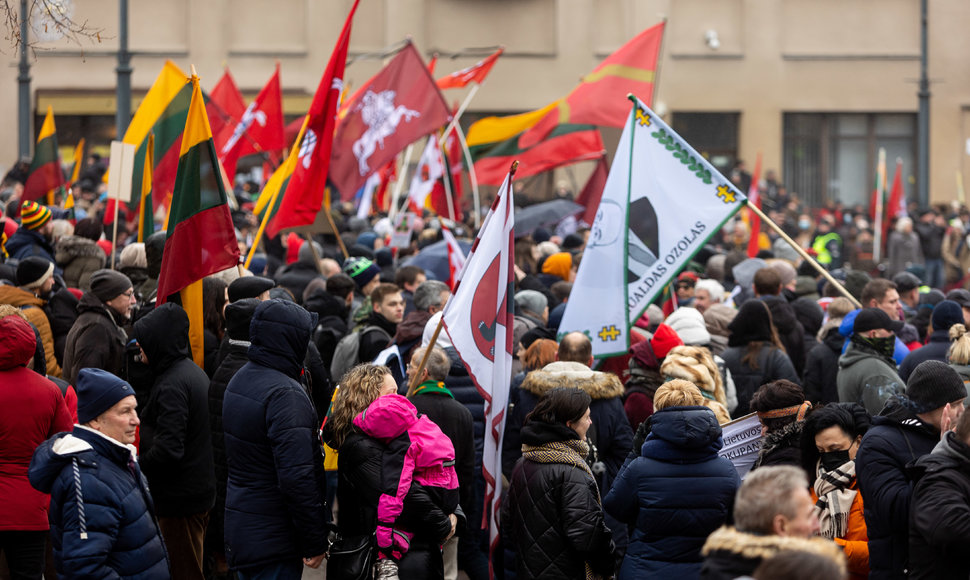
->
xmin=322 ymin=364 xmax=454 ymax=579
xmin=512 ymin=289 xmax=549 ymax=350
xmin=801 ymin=403 xmax=871 ymax=580
xmin=394 ymin=264 xmax=427 ymax=315
xmin=53 ymin=216 xmax=105 ymax=291
xmin=28 ymin=368 xmax=169 ymax=579
xmin=898 ymin=299 xmax=963 ymax=381
xmin=604 ymin=380 xmax=739 ymax=579
xmin=356 ymin=282 xmax=404 ymax=366
xmin=0 ymin=313 xmax=72 ymax=579
xmin=223 ymin=299 xmax=330 ymax=578
xmin=909 ymin=406 xmax=970 ymax=579
xmin=660 ymin=345 xmax=731 ymax=424
xmin=502 ymin=387 xmax=617 ymax=579
xmin=855 ymin=360 xmax=966 ymax=579
xmin=132 ymin=302 xmax=215 ymax=580
xmin=837 ymin=308 xmax=905 ymax=415
xmin=693 ymin=279 xmax=725 ymax=314
xmin=305 ymin=273 xmax=353 ymax=369
xmin=61 ymin=269 xmax=135 ymax=385
xmin=803 ymin=297 xmax=854 ymax=404
xmin=700 ymin=465 xmax=844 ymax=580
xmin=754 ymin=267 xmax=807 ymax=376
xmin=0 ymin=256 xmax=62 ymax=377
xmin=886 ymin=217 xmax=922 ymax=278
xmin=750 ymin=380 xmax=811 ymax=469
xmin=947 ymin=323 xmax=970 ymax=395
xmin=395 ymin=279 xmax=450 ymax=366
xmin=274 ymin=240 xmax=324 ymax=304
xmin=5 ymin=201 xmax=55 ymax=263
xmin=722 ymin=299 xmax=800 ymax=417
xmin=621 ymin=328 xmax=679 ymax=429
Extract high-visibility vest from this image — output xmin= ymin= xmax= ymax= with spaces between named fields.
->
xmin=812 ymin=232 xmax=841 ymax=265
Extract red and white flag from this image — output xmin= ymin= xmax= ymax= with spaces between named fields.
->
xmin=329 ymin=42 xmax=451 ymax=201
xmin=219 ymin=64 xmax=285 ymax=181
xmin=268 ymin=0 xmax=360 ymax=238
xmin=442 ymin=225 xmax=466 ymax=291
xmin=746 ymin=153 xmax=763 ymax=258
xmin=208 ymin=68 xmax=246 ymax=154
xmin=408 ymin=135 xmax=444 ymax=213
xmin=436 ymin=48 xmax=503 ymax=90
xmin=441 ymin=165 xmax=516 ymax=578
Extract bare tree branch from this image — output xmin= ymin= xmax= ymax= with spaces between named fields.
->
xmin=0 ymin=0 xmax=104 ymax=53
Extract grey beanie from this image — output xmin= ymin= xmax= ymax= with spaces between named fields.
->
xmin=514 ymin=290 xmax=548 ymax=317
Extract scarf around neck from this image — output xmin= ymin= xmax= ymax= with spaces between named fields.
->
xmin=813 ymin=459 xmax=857 ymax=540
xmin=412 ymin=380 xmax=453 ymax=398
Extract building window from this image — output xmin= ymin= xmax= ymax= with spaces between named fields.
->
xmin=783 ymin=113 xmax=916 ymax=208
xmin=671 ymin=112 xmax=739 ymax=177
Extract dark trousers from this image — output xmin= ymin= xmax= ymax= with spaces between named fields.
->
xmin=0 ymin=531 xmax=46 ymax=580
xmin=237 ymin=559 xmax=302 ymax=580
xmin=158 ymin=512 xmax=209 ymax=580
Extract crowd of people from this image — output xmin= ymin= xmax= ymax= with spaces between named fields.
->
xmin=5 ymin=156 xmax=970 ymax=580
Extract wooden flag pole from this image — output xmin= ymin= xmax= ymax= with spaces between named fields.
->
xmin=303 ymin=233 xmax=325 ymax=274
xmin=244 ymin=184 xmax=281 ymax=270
xmin=406 ymin=316 xmax=445 ymax=397
xmin=438 ymin=138 xmax=457 ymax=222
xmin=746 ymin=202 xmax=862 ymax=308
xmin=454 ymin=123 xmax=481 ymax=229
xmin=389 ymin=143 xmax=416 ymax=222
xmin=321 ymin=195 xmax=350 ymax=259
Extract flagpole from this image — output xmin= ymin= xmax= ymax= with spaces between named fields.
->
xmin=111 ymin=195 xmax=121 ymax=270
xmin=244 ymin=184 xmax=281 ymax=270
xmin=873 ymin=148 xmax=886 ymax=264
xmin=322 ymin=195 xmax=350 ymax=259
xmin=303 ymin=233 xmax=325 ymax=274
xmin=389 ymin=143 xmax=415 ymax=222
xmin=455 ymin=123 xmax=481 ymax=229
xmin=747 ymin=202 xmax=861 ymax=308
xmin=406 ymin=317 xmax=445 ymax=398
xmin=438 ymin=141 xmax=457 ymax=222
xmin=440 ymin=84 xmax=480 ymax=144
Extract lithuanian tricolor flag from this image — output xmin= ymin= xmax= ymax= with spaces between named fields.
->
xmin=156 ymin=74 xmax=240 ymax=367
xmin=124 ymin=61 xmax=194 ymax=213
xmin=23 ymin=106 xmax=66 ymax=202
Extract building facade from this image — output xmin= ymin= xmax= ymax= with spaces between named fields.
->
xmin=1 ymin=0 xmax=968 ymax=208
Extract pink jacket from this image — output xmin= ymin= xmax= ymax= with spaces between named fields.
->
xmin=354 ymin=394 xmax=458 ymax=559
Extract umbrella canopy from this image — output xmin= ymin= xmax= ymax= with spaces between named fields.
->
xmin=400 ymin=238 xmax=472 ymax=283
xmin=514 ymin=199 xmax=584 ymax=237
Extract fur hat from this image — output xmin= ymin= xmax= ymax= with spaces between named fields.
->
xmin=660 ymin=345 xmax=727 ymax=406
xmin=664 ymin=307 xmax=711 ymax=346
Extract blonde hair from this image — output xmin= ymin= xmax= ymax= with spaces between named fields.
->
xmin=654 ymin=379 xmax=705 ymax=410
xmin=0 ymin=304 xmax=29 ymax=321
xmin=949 ymin=324 xmax=970 ymax=365
xmin=327 ymin=364 xmax=390 ymax=448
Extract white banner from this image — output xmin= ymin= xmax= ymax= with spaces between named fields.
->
xmin=558 ymin=96 xmax=746 ymax=358
xmin=717 ymin=413 xmax=764 ymax=480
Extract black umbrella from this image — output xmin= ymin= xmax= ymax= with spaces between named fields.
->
xmin=514 ymin=199 xmax=584 ymax=236
xmin=400 ymin=238 xmax=473 ymax=283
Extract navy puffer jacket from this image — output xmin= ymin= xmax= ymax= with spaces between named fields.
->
xmin=604 ymin=406 xmax=739 ymax=580
xmin=29 ymin=426 xmax=170 ymax=579
xmin=223 ymin=299 xmax=330 ymax=570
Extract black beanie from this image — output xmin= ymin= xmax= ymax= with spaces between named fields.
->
xmin=906 ymin=360 xmax=968 ymax=414
xmin=225 ymin=298 xmax=260 ymax=341
xmin=76 ymin=368 xmax=136 ymax=424
xmin=89 ymin=269 xmax=133 ymax=303
xmin=16 ymin=256 xmax=54 ymax=289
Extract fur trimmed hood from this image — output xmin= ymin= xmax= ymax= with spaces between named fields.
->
xmin=701 ymin=526 xmax=846 ymax=572
xmin=54 ymin=235 xmax=105 ymax=263
xmin=521 ymin=361 xmax=624 ymax=400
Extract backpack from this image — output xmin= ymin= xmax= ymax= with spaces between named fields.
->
xmin=330 ymin=325 xmax=391 ymax=383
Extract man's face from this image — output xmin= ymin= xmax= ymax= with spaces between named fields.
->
xmin=89 ymin=395 xmax=139 ymax=445
xmin=867 ymin=328 xmax=894 ymax=339
xmin=872 ymin=289 xmax=901 ymax=320
xmin=777 ymin=487 xmax=820 ymax=538
xmin=406 ymin=273 xmax=427 ymax=293
xmin=962 ymin=306 xmax=970 ymax=327
xmin=375 ymin=291 xmax=405 ymax=324
xmin=694 ymin=289 xmax=712 ymax=313
xmin=105 ymin=288 xmax=136 ymax=319
xmin=429 ymin=291 xmax=451 ymax=315
xmin=39 ymin=275 xmax=55 ymax=295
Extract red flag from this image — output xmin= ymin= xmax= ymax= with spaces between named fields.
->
xmin=444 ymin=129 xmax=464 ymax=200
xmin=219 ymin=65 xmax=285 ymax=181
xmin=268 ymin=0 xmax=361 ymax=238
xmin=520 ymin=23 xmax=664 ymax=147
xmin=746 ymin=153 xmax=763 ymax=258
xmin=441 ymin=165 xmax=516 ymax=578
xmin=884 ymin=158 xmax=905 ymax=241
xmin=208 ymin=68 xmax=246 ymax=153
xmin=442 ymin=225 xmax=466 ymax=291
xmin=436 ymin=48 xmax=503 ymax=90
xmin=329 ymin=42 xmax=451 ymax=201
xmin=374 ymin=161 xmax=396 ymax=212
xmin=574 ymin=155 xmax=608 ymax=226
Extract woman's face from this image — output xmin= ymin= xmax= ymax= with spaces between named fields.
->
xmin=815 ymin=425 xmax=860 ymax=461
xmin=568 ymin=407 xmax=593 ymax=440
xmin=379 ymin=373 xmax=397 ymax=397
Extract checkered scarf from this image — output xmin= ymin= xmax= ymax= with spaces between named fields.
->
xmin=813 ymin=459 xmax=857 ymax=540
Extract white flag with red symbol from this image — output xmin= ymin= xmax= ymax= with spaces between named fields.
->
xmin=441 ymin=165 xmax=515 ymax=579
xmin=441 ymin=225 xmax=466 ymax=291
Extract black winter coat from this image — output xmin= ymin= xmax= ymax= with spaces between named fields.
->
xmin=273 ymin=261 xmax=321 ymax=304
xmin=223 ymin=300 xmax=330 ymax=570
xmin=802 ymin=326 xmax=843 ymax=404
xmin=133 ymin=303 xmax=215 ymax=517
xmin=304 ymin=288 xmax=350 ymax=369
xmin=721 ymin=344 xmax=800 ymax=418
xmin=326 ymin=430 xmax=453 ymax=579
xmin=207 ymin=338 xmax=249 ymax=555
xmin=909 ymin=432 xmax=970 ymax=580
xmin=29 ymin=427 xmax=170 ymax=579
xmin=898 ymin=329 xmax=950 ymax=383
xmin=502 ymin=421 xmax=616 ymax=579
xmin=604 ymin=406 xmax=739 ymax=579
xmin=62 ymin=292 xmax=129 ymax=386
xmin=855 ymin=397 xmax=939 ymax=580
xmin=762 ymin=295 xmax=807 ymax=376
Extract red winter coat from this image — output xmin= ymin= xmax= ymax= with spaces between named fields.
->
xmin=0 ymin=315 xmax=73 ymax=531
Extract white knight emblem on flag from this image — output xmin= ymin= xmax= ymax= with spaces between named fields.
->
xmin=352 ymin=90 xmax=420 ymax=176
xmin=221 ymin=103 xmax=268 ymax=155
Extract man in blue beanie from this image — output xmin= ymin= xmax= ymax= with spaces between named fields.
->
xmin=899 ymin=300 xmax=964 ymax=382
xmin=29 ymin=368 xmax=170 ymax=579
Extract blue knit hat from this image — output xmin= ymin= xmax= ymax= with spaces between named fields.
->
xmin=932 ymin=300 xmax=964 ymax=332
xmin=76 ymin=368 xmax=136 ymax=424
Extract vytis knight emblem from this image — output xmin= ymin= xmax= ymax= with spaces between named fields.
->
xmin=352 ymin=90 xmax=420 ymax=176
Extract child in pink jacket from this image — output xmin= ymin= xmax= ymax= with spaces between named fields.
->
xmin=353 ymin=393 xmax=460 ymax=578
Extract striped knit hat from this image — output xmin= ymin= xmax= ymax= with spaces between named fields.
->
xmin=20 ymin=200 xmax=52 ymax=231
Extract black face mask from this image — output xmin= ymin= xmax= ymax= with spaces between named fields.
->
xmin=819 ymin=449 xmax=851 ymax=472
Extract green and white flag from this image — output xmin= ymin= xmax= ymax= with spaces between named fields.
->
xmin=558 ymin=95 xmax=746 ymax=358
